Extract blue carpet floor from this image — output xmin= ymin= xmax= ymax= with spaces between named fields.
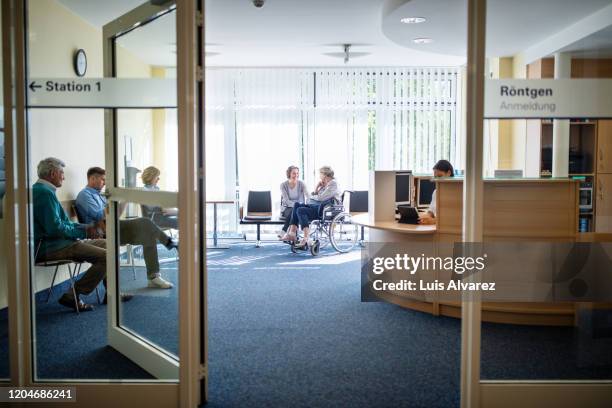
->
xmin=1 ymin=242 xmax=611 ymax=407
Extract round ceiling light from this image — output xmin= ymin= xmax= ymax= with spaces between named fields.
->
xmin=400 ymin=17 xmax=426 ymax=24
xmin=412 ymin=37 xmax=433 ymax=44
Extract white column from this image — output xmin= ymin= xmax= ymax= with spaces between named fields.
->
xmin=552 ymin=52 xmax=571 ymax=177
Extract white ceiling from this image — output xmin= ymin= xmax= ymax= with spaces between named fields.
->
xmin=57 ymin=0 xmax=612 ymax=68
xmin=559 ymin=25 xmax=612 ymax=58
xmin=383 ymin=0 xmax=612 ymax=58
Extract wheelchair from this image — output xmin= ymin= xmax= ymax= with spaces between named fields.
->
xmin=289 ymin=194 xmax=360 ymax=256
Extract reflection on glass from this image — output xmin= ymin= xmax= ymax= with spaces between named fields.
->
xmin=116 ymin=200 xmax=179 ymax=359
xmin=481 ymin=0 xmax=612 ymax=381
xmin=114 ymin=10 xmax=178 ymax=192
xmin=115 ymin=109 xmax=178 ymax=192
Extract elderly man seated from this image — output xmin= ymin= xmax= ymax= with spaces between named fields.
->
xmin=75 ymin=166 xmax=177 ymax=290
xmin=33 ymin=158 xmax=121 ymax=312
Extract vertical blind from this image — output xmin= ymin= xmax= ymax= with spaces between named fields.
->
xmin=205 ymin=67 xmax=460 ymax=230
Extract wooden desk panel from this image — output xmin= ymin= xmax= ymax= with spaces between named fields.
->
xmin=437 ymin=179 xmax=579 ymax=239
xmin=367 ymin=178 xmax=582 ymax=326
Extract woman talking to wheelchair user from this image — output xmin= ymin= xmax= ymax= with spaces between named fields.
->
xmin=279 ymin=165 xmax=341 ymax=249
xmin=279 ymin=165 xmax=309 ymax=237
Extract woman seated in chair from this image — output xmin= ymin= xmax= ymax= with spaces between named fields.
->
xmin=279 ymin=165 xmax=309 ymax=237
xmin=418 ymin=159 xmax=454 ymax=225
xmin=280 ymin=166 xmax=341 ymax=249
xmin=141 ymin=166 xmax=178 ymax=229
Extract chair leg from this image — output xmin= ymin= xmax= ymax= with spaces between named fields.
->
xmin=68 ymin=265 xmax=79 ymax=314
xmin=46 ymin=264 xmax=60 ymax=303
xmin=128 ymin=244 xmax=137 ymax=280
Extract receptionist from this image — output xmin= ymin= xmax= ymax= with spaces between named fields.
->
xmin=419 ymin=160 xmax=454 ymax=225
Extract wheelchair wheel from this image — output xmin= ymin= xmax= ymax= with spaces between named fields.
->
xmin=310 ymin=240 xmax=320 ymax=256
xmin=330 ymin=212 xmax=359 ymax=253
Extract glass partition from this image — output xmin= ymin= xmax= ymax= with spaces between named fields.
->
xmin=0 ymin=0 xmax=9 ymax=382
xmin=26 ymin=0 xmax=177 ymax=381
xmin=480 ymin=0 xmax=612 ymax=384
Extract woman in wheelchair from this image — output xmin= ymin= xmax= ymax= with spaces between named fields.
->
xmin=279 ymin=166 xmax=341 ymax=249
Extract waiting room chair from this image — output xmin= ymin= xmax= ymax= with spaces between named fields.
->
xmin=345 ymin=190 xmax=368 ymax=245
xmin=243 ymin=191 xmax=273 ymax=221
xmin=34 ymin=240 xmax=101 ymax=313
xmin=347 ymin=190 xmax=368 ymax=213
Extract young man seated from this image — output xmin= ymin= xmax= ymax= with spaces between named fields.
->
xmin=33 ymin=157 xmax=130 ymax=312
xmin=75 ymin=167 xmax=177 ymax=289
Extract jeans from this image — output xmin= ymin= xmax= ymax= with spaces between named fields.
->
xmin=289 ymin=203 xmax=319 ymax=229
xmin=38 ymin=239 xmax=106 ymax=297
xmin=119 ymin=217 xmax=171 ymax=279
xmin=281 ymin=207 xmax=293 ymax=232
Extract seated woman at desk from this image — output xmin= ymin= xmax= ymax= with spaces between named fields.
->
xmin=280 ymin=165 xmax=309 ymax=236
xmin=419 ymin=159 xmax=454 ymax=225
xmin=280 ymin=165 xmax=340 ymax=248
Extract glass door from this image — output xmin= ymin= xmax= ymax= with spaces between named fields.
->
xmin=477 ymin=0 xmax=612 ymax=406
xmin=103 ymin=2 xmax=180 ymax=380
xmin=3 ymin=0 xmax=202 ymax=404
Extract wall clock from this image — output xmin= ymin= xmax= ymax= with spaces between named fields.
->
xmin=74 ymin=49 xmax=87 ymax=77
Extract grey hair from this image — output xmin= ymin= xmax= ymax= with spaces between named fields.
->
xmin=37 ymin=157 xmax=65 ymax=179
xmin=319 ymin=165 xmax=334 ymax=179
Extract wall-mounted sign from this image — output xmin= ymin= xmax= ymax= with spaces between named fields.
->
xmin=484 ymin=79 xmax=612 ymax=119
xmin=27 ymin=78 xmax=176 ymax=108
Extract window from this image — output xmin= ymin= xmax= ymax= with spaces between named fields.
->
xmin=205 ymin=67 xmax=460 ymax=230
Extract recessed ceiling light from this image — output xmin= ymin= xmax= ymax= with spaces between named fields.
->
xmin=401 ymin=17 xmax=426 ymax=24
xmin=413 ymin=37 xmax=433 ymax=44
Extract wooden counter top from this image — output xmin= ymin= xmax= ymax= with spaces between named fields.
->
xmin=435 ymin=177 xmax=580 ymax=183
xmin=352 ymin=213 xmax=436 ymax=234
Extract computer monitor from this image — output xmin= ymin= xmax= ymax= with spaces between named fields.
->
xmin=395 ymin=171 xmax=412 ymax=206
xmin=417 ymin=178 xmax=436 ymax=208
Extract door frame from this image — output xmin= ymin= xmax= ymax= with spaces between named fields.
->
xmin=2 ymin=0 xmax=203 ymax=406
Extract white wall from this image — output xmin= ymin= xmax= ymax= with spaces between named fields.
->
xmin=27 ymin=0 xmax=105 ymax=200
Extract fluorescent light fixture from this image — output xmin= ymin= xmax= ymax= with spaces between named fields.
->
xmin=413 ymin=37 xmax=433 ymax=44
xmin=401 ymin=17 xmax=426 ymax=24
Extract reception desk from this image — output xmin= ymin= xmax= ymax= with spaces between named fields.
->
xmin=355 ymin=178 xmax=584 ymax=326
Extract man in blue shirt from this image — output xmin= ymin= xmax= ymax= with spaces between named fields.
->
xmin=75 ymin=167 xmax=176 ymax=289
xmin=33 ymin=158 xmax=107 ymax=312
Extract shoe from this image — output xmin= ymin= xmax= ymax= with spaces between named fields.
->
xmin=165 ymin=237 xmax=179 ymax=250
xmin=102 ymin=293 xmax=134 ymax=305
xmin=294 ymin=240 xmax=308 ymax=250
xmin=58 ymin=294 xmax=94 ymax=312
xmin=279 ymin=233 xmax=297 ymax=242
xmin=148 ymin=275 xmax=174 ymax=289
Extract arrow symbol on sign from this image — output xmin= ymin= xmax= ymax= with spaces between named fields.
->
xmin=29 ymin=81 xmax=42 ymax=92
